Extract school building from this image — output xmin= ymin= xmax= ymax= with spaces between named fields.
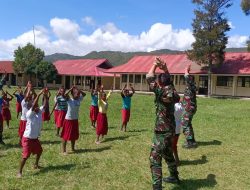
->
xmin=108 ymin=52 xmax=250 ymax=97
xmin=1 ymin=52 xmax=250 ymax=97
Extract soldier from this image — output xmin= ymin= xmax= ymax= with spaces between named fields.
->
xmin=181 ymin=64 xmax=197 ymax=148
xmin=147 ymin=57 xmax=180 ymax=190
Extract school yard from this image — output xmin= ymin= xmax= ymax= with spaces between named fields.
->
xmin=0 ymin=90 xmax=250 ymax=190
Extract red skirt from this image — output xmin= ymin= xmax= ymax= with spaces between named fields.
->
xmin=42 ymin=111 xmax=50 ymax=121
xmin=90 ymin=105 xmax=98 ymax=122
xmin=16 ymin=102 xmax=22 ymax=113
xmin=22 ymin=137 xmax=43 ymax=159
xmin=54 ymin=110 xmax=59 ymax=124
xmin=122 ymin=109 xmax=130 ymax=124
xmin=61 ymin=119 xmax=79 ymax=141
xmin=2 ymin=108 xmax=11 ymax=121
xmin=96 ymin=113 xmax=108 ymax=136
xmin=18 ymin=120 xmax=27 ymax=138
xmin=56 ymin=110 xmax=67 ymax=128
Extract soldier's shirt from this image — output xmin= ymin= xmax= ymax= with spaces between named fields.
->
xmin=182 ymin=74 xmax=197 ymax=111
xmin=146 ymin=73 xmax=176 ymax=135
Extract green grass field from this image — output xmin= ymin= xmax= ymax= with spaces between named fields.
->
xmin=0 ymin=90 xmax=250 ymax=190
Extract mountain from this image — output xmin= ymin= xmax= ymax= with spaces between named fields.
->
xmin=44 ymin=48 xmax=247 ymax=66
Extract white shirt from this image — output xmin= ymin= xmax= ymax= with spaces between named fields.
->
xmin=174 ymin=103 xmax=184 ymax=135
xmin=65 ymin=95 xmax=83 ymax=120
xmin=21 ymin=99 xmax=29 ymax=121
xmin=23 ymin=106 xmax=44 ymax=139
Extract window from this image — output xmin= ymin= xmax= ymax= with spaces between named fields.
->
xmin=135 ymin=75 xmax=141 ymax=83
xmin=199 ymin=76 xmax=208 ymax=88
xmin=142 ymin=75 xmax=146 ymax=83
xmin=85 ymin=76 xmax=91 ymax=85
xmin=174 ymin=76 xmax=179 ymax=85
xmin=216 ymin=76 xmax=233 ymax=87
xmin=76 ymin=76 xmax=81 ymax=85
xmin=237 ymin=76 xmax=250 ymax=87
xmin=122 ymin=75 xmax=127 ymax=83
xmin=129 ymin=74 xmax=133 ymax=83
xmin=55 ymin=75 xmax=62 ymax=84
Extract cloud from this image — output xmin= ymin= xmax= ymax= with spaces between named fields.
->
xmin=228 ymin=35 xmax=249 ymax=48
xmin=228 ymin=21 xmax=235 ymax=29
xmin=0 ymin=17 xmax=248 ymax=60
xmin=82 ymin=16 xmax=96 ymax=26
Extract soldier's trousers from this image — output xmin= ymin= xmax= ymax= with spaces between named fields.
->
xmin=149 ymin=133 xmax=178 ymax=190
xmin=181 ymin=109 xmax=196 ymax=141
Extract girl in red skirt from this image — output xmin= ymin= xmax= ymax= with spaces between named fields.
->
xmin=13 ymin=86 xmax=24 ymax=119
xmin=89 ymin=87 xmax=99 ymax=128
xmin=50 ymin=86 xmax=68 ymax=136
xmin=61 ymin=86 xmax=86 ymax=154
xmin=121 ymin=84 xmax=135 ymax=132
xmin=2 ymin=90 xmax=13 ymax=128
xmin=42 ymin=87 xmax=51 ymax=122
xmin=95 ymin=86 xmax=112 ymax=144
xmin=18 ymin=89 xmax=45 ymax=178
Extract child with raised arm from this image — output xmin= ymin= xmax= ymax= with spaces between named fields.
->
xmin=50 ymin=86 xmax=68 ymax=136
xmin=89 ymin=87 xmax=99 ymax=129
xmin=121 ymin=84 xmax=135 ymax=132
xmin=2 ymin=90 xmax=13 ymax=128
xmin=42 ymin=87 xmax=51 ymax=122
xmin=61 ymin=86 xmax=86 ymax=154
xmin=13 ymin=86 xmax=24 ymax=119
xmin=18 ymin=89 xmax=45 ymax=178
xmin=18 ymin=84 xmax=34 ymax=146
xmin=95 ymin=86 xmax=112 ymax=144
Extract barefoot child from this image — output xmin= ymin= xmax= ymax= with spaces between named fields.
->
xmin=42 ymin=87 xmax=51 ymax=122
xmin=50 ymin=87 xmax=68 ymax=136
xmin=2 ymin=90 xmax=13 ymax=128
xmin=13 ymin=87 xmax=24 ymax=119
xmin=61 ymin=86 xmax=86 ymax=154
xmin=95 ymin=86 xmax=112 ymax=144
xmin=18 ymin=89 xmax=45 ymax=177
xmin=121 ymin=84 xmax=135 ymax=132
xmin=89 ymin=87 xmax=99 ymax=128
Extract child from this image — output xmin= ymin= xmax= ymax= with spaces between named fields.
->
xmin=95 ymin=86 xmax=112 ymax=144
xmin=42 ymin=87 xmax=51 ymax=122
xmin=17 ymin=89 xmax=45 ymax=178
xmin=121 ymin=84 xmax=135 ymax=132
xmin=50 ymin=86 xmax=68 ymax=136
xmin=13 ymin=87 xmax=25 ymax=119
xmin=89 ymin=87 xmax=99 ymax=128
xmin=2 ymin=90 xmax=13 ymax=128
xmin=53 ymin=91 xmax=59 ymax=127
xmin=61 ymin=86 xmax=86 ymax=154
xmin=173 ymin=101 xmax=184 ymax=166
xmin=0 ymin=90 xmax=4 ymax=144
xmin=18 ymin=85 xmax=34 ymax=146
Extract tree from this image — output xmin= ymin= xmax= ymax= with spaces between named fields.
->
xmin=187 ymin=0 xmax=232 ymax=96
xmin=241 ymin=0 xmax=250 ymax=15
xmin=247 ymin=39 xmax=250 ymax=52
xmin=36 ymin=61 xmax=58 ymax=87
xmin=13 ymin=43 xmax=45 ymax=78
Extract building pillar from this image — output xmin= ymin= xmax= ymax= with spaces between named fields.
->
xmin=177 ymin=75 xmax=180 ymax=92
xmin=232 ymin=76 xmax=237 ymax=96
xmin=127 ymin=74 xmax=129 ymax=86
xmin=113 ymin=74 xmax=116 ymax=90
xmin=120 ymin=74 xmax=122 ymax=90
xmin=83 ymin=76 xmax=86 ymax=90
xmin=94 ymin=76 xmax=97 ymax=89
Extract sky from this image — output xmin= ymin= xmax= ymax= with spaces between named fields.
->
xmin=0 ymin=0 xmax=249 ymax=60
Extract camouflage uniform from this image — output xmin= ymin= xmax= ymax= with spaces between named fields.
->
xmin=147 ymin=74 xmax=179 ymax=190
xmin=181 ymin=74 xmax=197 ymax=142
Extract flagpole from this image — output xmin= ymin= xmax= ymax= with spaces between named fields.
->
xmin=33 ymin=25 xmax=36 ymax=46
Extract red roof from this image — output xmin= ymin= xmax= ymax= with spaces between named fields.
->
xmin=212 ymin=52 xmax=250 ymax=75
xmin=107 ymin=52 xmax=250 ymax=75
xmin=54 ymin=59 xmax=115 ymax=77
xmin=0 ymin=61 xmax=14 ymax=73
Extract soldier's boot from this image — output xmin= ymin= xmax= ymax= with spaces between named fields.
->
xmin=0 ymin=134 xmax=5 ymax=145
xmin=152 ymin=184 xmax=162 ymax=190
xmin=163 ymin=175 xmax=180 ymax=184
xmin=182 ymin=139 xmax=197 ymax=149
